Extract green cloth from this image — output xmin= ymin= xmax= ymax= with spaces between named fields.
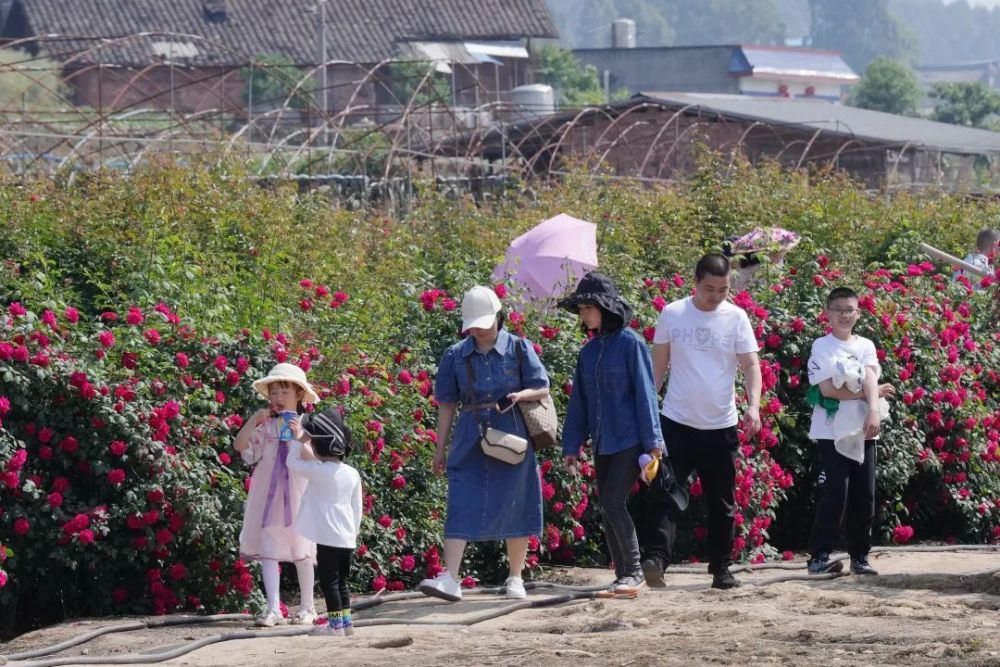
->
xmin=806 ymin=384 xmax=840 ymax=418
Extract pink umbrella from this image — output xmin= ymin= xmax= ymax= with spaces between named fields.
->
xmin=493 ymin=214 xmax=598 ymax=301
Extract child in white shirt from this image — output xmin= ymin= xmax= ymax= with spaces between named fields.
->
xmin=289 ymin=407 xmax=362 ymax=637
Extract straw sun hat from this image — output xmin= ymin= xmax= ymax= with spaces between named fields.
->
xmin=251 ymin=363 xmax=319 ymax=404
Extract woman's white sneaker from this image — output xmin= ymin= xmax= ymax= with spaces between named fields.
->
xmin=292 ymin=607 xmax=317 ymax=625
xmin=504 ymin=576 xmax=527 ymax=599
xmin=418 ymin=571 xmax=462 ymax=602
xmin=254 ymin=608 xmax=286 ymax=627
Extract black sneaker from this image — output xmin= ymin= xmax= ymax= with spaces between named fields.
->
xmin=850 ymin=557 xmax=878 ymax=576
xmin=807 ymin=553 xmax=844 ymax=575
xmin=641 ymin=558 xmax=666 ymax=588
xmin=710 ymin=567 xmax=741 ymax=590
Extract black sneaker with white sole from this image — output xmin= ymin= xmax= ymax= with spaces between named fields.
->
xmin=807 ymin=552 xmax=844 ymax=575
xmin=641 ymin=557 xmax=666 ymax=588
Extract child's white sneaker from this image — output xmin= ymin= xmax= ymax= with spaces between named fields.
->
xmin=254 ymin=608 xmax=286 ymax=627
xmin=504 ymin=576 xmax=527 ymax=600
xmin=292 ymin=607 xmax=317 ymax=625
xmin=418 ymin=571 xmax=462 ymax=602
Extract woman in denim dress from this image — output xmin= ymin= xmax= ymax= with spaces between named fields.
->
xmin=418 ymin=286 xmax=550 ymax=602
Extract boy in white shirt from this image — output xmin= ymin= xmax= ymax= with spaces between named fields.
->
xmin=806 ymin=287 xmax=895 ymax=576
xmin=290 ymin=407 xmax=363 ymax=636
xmin=955 ymin=228 xmax=998 ymax=286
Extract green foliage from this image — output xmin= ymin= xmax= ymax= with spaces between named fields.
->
xmin=386 ymin=62 xmax=452 ymax=109
xmin=930 ymin=82 xmax=1000 ymax=129
xmin=849 ymin=57 xmax=921 ymax=116
xmin=534 ymin=45 xmax=605 ymax=107
xmin=889 ymin=0 xmax=1000 ymax=68
xmin=809 ymin=0 xmax=916 ymax=72
xmin=241 ymin=54 xmax=316 ymax=110
xmin=2 ymin=158 xmax=1000 ymax=636
xmin=0 ymin=50 xmax=71 ymax=111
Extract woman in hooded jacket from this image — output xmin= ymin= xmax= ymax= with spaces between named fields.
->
xmin=559 ymin=272 xmax=666 ymax=597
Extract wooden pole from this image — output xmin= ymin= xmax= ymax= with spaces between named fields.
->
xmin=919 ymin=242 xmax=990 ymax=278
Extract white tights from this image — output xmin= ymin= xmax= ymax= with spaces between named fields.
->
xmin=261 ymin=559 xmax=315 ymax=612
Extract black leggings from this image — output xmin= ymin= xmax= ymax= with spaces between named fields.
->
xmin=317 ymin=544 xmax=353 ymax=613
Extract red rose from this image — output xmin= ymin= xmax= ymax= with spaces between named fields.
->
xmin=390 ymin=475 xmax=407 ymax=490
xmin=109 ymin=441 xmax=127 ymax=457
xmin=400 ymin=555 xmax=416 ymax=572
xmin=378 ymin=514 xmax=392 ymax=528
xmin=169 ymin=564 xmax=188 ymax=581
xmin=155 ymin=528 xmax=173 ymax=545
xmin=13 ymin=517 xmax=30 ymax=535
xmin=59 ymin=436 xmax=79 ymax=453
xmin=107 ymin=469 xmax=126 ymax=485
xmin=77 ymin=529 xmax=95 ymax=545
xmin=47 ymin=492 xmax=64 ymax=508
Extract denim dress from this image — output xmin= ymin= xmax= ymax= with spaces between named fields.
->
xmin=434 ymin=329 xmax=548 ymax=540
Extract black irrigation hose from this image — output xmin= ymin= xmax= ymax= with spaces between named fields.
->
xmin=666 ymin=544 xmax=1000 ymax=574
xmin=3 ymin=590 xmax=600 ymax=667
xmin=4 ymin=545 xmax=999 ymax=666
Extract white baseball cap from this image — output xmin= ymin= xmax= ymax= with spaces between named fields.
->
xmin=461 ymin=286 xmax=502 ymax=331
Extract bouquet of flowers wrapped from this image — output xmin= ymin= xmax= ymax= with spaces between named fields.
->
xmin=729 ymin=227 xmax=801 ymax=257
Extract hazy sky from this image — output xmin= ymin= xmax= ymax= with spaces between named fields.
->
xmin=949 ymin=0 xmax=1000 ymax=6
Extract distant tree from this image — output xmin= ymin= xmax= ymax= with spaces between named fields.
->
xmin=241 ymin=54 xmax=315 ymax=109
xmin=849 ymin=57 xmax=920 ymax=116
xmin=534 ymin=45 xmax=606 ymax=107
xmin=386 ymin=61 xmax=453 ymax=109
xmin=929 ymin=81 xmax=1000 ymax=128
xmin=0 ymin=51 xmax=71 ymax=111
xmin=809 ymin=0 xmax=916 ymax=72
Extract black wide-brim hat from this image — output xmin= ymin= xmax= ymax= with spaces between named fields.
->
xmin=557 ymin=271 xmax=634 ymax=323
xmin=301 ymin=407 xmax=352 ymax=458
xmin=649 ymin=457 xmax=689 ymax=519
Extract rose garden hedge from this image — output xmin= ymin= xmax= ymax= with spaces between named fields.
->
xmin=1 ymin=160 xmax=998 ymax=636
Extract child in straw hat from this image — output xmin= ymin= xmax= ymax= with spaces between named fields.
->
xmin=234 ymin=363 xmax=319 ymax=627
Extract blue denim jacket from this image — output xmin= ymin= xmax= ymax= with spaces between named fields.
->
xmin=562 ymin=327 xmax=666 ymax=457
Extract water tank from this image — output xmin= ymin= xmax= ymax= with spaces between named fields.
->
xmin=508 ymin=84 xmax=555 ymax=120
xmin=612 ymin=18 xmax=636 ymax=49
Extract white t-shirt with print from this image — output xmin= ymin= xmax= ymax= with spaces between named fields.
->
xmin=807 ymin=334 xmax=880 ymax=441
xmin=653 ymin=297 xmax=759 ymax=430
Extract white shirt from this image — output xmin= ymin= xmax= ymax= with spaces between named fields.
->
xmin=653 ymin=297 xmax=759 ymax=430
xmin=807 ymin=334 xmax=880 ymax=442
xmin=286 ymin=441 xmax=363 ymax=548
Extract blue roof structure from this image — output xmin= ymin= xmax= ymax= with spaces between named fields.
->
xmin=730 ymin=46 xmax=859 ymax=83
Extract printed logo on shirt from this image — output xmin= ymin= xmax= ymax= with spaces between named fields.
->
xmin=672 ymin=327 xmax=731 ymax=350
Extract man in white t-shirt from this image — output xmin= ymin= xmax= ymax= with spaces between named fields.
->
xmin=641 ymin=253 xmax=762 ymax=590
xmin=805 ymin=287 xmax=895 ymax=577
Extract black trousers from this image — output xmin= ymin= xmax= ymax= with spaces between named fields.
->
xmin=317 ymin=544 xmax=353 ymax=613
xmin=642 ymin=416 xmax=739 ymax=572
xmin=808 ymin=439 xmax=876 ymax=559
xmin=595 ymin=444 xmax=643 ymax=578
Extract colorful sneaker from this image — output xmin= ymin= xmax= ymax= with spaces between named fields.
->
xmin=292 ymin=607 xmax=317 ymax=625
xmin=418 ymin=571 xmax=462 ymax=602
xmin=613 ymin=574 xmax=645 ymax=597
xmin=595 ymin=577 xmax=625 ymax=599
xmin=807 ymin=553 xmax=844 ymax=575
xmin=311 ymin=622 xmax=344 ymax=637
xmin=504 ymin=576 xmax=527 ymax=600
xmin=641 ymin=557 xmax=666 ymax=588
xmin=254 ymin=608 xmax=286 ymax=627
xmin=850 ymin=557 xmax=879 ymax=576
xmin=342 ymin=610 xmax=355 ymax=636
xmin=710 ymin=567 xmax=741 ymax=590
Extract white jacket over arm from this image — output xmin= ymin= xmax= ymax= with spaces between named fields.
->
xmin=286 ymin=441 xmax=363 ymax=548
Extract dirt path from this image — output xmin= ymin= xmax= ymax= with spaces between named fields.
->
xmin=4 ymin=551 xmax=1000 ymax=666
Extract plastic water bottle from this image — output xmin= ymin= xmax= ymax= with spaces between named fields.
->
xmin=278 ymin=410 xmax=296 ymax=441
